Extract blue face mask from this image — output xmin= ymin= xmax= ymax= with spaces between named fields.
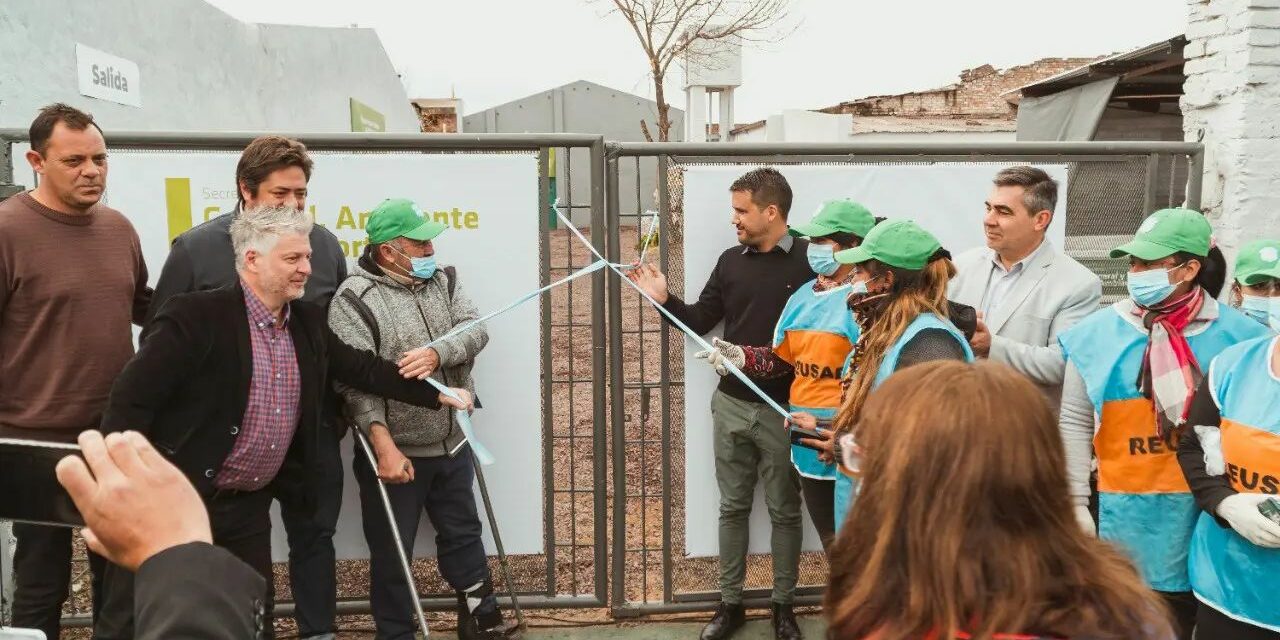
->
xmin=1240 ymin=294 xmax=1280 ymax=332
xmin=391 ymin=245 xmax=437 ymax=280
xmin=1126 ymin=267 xmax=1178 ymax=308
xmin=807 ymin=243 xmax=840 ymax=276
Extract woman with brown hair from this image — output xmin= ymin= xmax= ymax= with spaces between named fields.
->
xmin=825 ymin=360 xmax=1175 ymax=640
xmin=789 ymin=219 xmax=973 ymax=526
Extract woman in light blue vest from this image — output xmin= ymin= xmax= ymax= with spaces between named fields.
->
xmin=695 ymin=199 xmax=879 ymax=549
xmin=1175 ymin=238 xmax=1280 ymax=639
xmin=789 ymin=219 xmax=974 ymax=531
xmin=1057 ymin=208 xmax=1272 ymax=639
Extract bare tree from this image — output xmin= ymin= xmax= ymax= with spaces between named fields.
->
xmin=604 ymin=0 xmax=792 ymax=141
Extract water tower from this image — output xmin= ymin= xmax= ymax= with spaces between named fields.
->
xmin=683 ymin=33 xmax=742 ymax=142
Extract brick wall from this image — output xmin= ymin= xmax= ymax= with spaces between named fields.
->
xmin=826 ymin=57 xmax=1099 ymax=119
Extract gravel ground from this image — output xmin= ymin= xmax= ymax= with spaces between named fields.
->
xmin=53 ymin=187 xmax=828 ymax=637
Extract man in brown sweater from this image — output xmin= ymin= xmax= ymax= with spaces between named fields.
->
xmin=0 ymin=103 xmax=150 ymax=640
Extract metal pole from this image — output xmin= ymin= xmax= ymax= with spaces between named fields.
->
xmin=656 ymin=154 xmax=675 ymax=604
xmin=589 ymin=137 xmax=609 ymax=605
xmin=471 ymin=459 xmax=525 ymax=631
xmin=1143 ymin=153 xmax=1160 ymax=217
xmin=610 ymin=140 xmax=1206 ymax=157
xmin=537 ymin=148 xmax=557 ymax=599
xmin=605 ymin=155 xmax=626 ymax=610
xmin=351 ymin=428 xmax=431 ymax=638
xmin=1187 ymin=150 xmax=1205 ymax=211
xmin=0 ymin=521 xmax=13 ymax=625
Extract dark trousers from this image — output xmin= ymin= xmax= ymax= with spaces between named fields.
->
xmin=354 ymin=443 xmax=494 ymax=640
xmin=799 ymin=476 xmax=835 ymax=551
xmin=95 ymin=488 xmax=276 ymax=640
xmin=10 ymin=523 xmax=106 ymax=639
xmin=1195 ymin=600 xmax=1280 ymax=639
xmin=272 ymin=430 xmax=343 ymax=638
xmin=1159 ymin=590 xmax=1198 ymax=640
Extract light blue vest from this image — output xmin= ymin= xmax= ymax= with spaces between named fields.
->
xmin=1058 ymin=299 xmax=1269 ymax=592
xmin=1188 ymin=335 xmax=1280 ymax=631
xmin=833 ymin=313 xmax=973 ymax=530
xmin=770 ymin=280 xmax=859 ymax=480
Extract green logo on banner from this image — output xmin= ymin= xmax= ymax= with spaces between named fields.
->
xmin=350 ymin=98 xmax=386 ymax=132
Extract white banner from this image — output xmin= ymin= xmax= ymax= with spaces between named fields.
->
xmin=681 ymin=163 xmax=1069 ymax=556
xmin=100 ymin=151 xmax=544 ymax=558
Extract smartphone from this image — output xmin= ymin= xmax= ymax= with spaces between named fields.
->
xmin=788 ymin=427 xmax=825 ymax=451
xmin=1260 ymin=496 xmax=1280 ymax=526
xmin=0 ymin=437 xmax=83 ymax=527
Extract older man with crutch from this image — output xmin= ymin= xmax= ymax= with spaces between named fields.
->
xmin=329 ymin=198 xmax=518 ymax=639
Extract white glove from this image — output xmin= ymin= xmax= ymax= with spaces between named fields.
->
xmin=1217 ymin=493 xmax=1280 ymax=548
xmin=694 ymin=337 xmax=745 ymax=376
xmin=1074 ymin=504 xmax=1096 ymax=537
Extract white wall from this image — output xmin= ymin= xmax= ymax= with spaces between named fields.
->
xmin=0 ymin=0 xmax=419 ymax=133
xmin=1182 ymin=0 xmax=1280 ymax=266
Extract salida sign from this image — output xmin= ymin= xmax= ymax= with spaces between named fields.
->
xmin=76 ymin=44 xmax=141 ymax=107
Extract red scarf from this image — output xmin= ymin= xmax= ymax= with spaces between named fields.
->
xmin=1133 ymin=287 xmax=1204 ymax=441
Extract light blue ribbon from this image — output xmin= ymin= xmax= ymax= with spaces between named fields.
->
xmin=554 ymin=211 xmax=793 ymax=420
xmin=416 ymin=258 xmax=619 ymax=466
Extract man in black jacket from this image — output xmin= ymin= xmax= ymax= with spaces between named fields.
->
xmin=97 ymin=205 xmax=466 ymax=639
xmin=143 ymin=135 xmax=349 ymax=640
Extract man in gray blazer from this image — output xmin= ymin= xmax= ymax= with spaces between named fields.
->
xmin=949 ymin=166 xmax=1102 ymax=404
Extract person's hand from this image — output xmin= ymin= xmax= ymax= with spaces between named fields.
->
xmin=399 ymin=346 xmax=440 ymax=380
xmin=54 ymin=430 xmax=212 ymax=572
xmin=800 ymin=428 xmax=837 ymax=465
xmin=627 ymin=263 xmax=670 ymax=304
xmin=438 ymin=387 xmax=475 ymax=413
xmin=693 ymin=338 xmax=745 ymax=376
xmin=970 ymin=312 xmax=992 ymax=358
xmin=1217 ymin=493 xmax=1280 ymax=548
xmin=370 ymin=424 xmax=414 ymax=484
xmin=787 ymin=412 xmax=818 ymax=431
xmin=1074 ymin=504 xmax=1096 ymax=536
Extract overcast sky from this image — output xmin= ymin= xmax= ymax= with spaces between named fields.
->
xmin=204 ymin=0 xmax=1187 ymax=122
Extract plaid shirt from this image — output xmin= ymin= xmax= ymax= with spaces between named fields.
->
xmin=215 ymin=282 xmax=302 ymax=491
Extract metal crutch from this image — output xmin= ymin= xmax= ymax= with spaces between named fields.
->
xmin=470 ymin=459 xmax=525 ymax=634
xmin=353 ymin=427 xmax=431 ymax=639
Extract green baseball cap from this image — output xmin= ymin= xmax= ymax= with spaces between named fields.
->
xmin=1109 ymin=208 xmax=1212 ymax=260
xmin=788 ymin=199 xmax=876 ymax=239
xmin=834 ymin=218 xmax=941 ymax=270
xmin=1234 ymin=239 xmax=1280 ymax=285
xmin=366 ymin=198 xmax=448 ymax=245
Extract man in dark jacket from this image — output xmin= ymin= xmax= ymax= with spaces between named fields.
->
xmin=143 ymin=135 xmax=349 ymax=640
xmin=98 ymin=205 xmax=468 ymax=639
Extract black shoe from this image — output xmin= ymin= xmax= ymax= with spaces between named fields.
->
xmin=772 ymin=602 xmax=803 ymax=640
xmin=457 ymin=607 xmax=510 ymax=640
xmin=700 ymin=602 xmax=746 ymax=640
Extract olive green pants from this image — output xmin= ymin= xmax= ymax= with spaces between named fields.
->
xmin=711 ymin=390 xmax=802 ymax=605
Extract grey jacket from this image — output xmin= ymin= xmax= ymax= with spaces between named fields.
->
xmin=328 ymin=251 xmax=487 ymax=457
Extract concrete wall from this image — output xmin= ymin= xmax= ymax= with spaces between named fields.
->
xmin=0 ymin=0 xmax=419 ymax=133
xmin=1182 ymin=0 xmax=1280 ymax=266
xmin=463 ymin=81 xmax=684 ymax=219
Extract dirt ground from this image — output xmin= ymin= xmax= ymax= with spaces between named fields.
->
xmin=54 ymin=220 xmax=827 ymax=638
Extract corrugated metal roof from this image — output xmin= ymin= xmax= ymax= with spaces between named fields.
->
xmin=1012 ymin=36 xmax=1185 ymax=97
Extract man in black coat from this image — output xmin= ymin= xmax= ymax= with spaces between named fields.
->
xmin=143 ymin=135 xmax=350 ymax=640
xmin=96 ymin=205 xmax=464 ymax=639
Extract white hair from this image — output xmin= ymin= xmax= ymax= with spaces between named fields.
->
xmin=231 ymin=205 xmax=313 ymax=270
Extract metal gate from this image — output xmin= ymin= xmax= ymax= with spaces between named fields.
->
xmin=602 ymin=140 xmax=1204 ymax=615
